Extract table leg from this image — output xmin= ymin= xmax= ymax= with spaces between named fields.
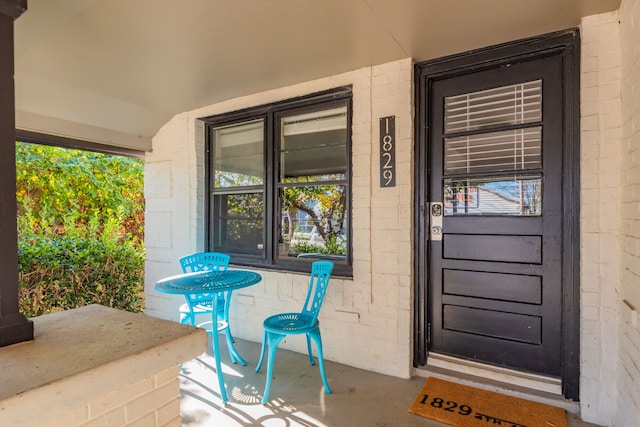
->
xmin=211 ymin=296 xmax=228 ymax=403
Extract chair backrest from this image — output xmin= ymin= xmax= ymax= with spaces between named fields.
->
xmin=301 ymin=261 xmax=334 ymax=323
xmin=179 ymin=252 xmax=230 ymax=273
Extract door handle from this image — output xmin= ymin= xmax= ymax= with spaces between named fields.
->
xmin=430 ymin=202 xmax=443 ymax=241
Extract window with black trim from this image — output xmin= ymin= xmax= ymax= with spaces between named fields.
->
xmin=204 ymin=88 xmax=352 ymax=275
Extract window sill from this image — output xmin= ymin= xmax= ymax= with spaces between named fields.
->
xmin=230 ymin=259 xmax=354 ymax=279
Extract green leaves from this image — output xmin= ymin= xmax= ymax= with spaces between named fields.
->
xmin=16 ymin=142 xmax=145 ymax=317
xmin=282 ymin=184 xmax=346 ymax=244
xmin=16 ymin=143 xmax=144 ymax=232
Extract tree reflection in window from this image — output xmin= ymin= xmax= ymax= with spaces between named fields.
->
xmin=280 ymin=183 xmax=347 ymax=258
xmin=206 ymin=88 xmax=352 ymax=272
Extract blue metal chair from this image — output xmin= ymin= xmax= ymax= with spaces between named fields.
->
xmin=178 ymin=252 xmax=241 ymax=364
xmin=255 ymin=260 xmax=334 ymax=404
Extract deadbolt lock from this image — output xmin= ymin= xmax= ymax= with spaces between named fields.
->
xmin=430 ymin=202 xmax=443 ymax=241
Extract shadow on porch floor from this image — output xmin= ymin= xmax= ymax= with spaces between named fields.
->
xmin=179 ymin=338 xmax=601 ymax=427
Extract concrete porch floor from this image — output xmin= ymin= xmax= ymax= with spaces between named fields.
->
xmin=179 ymin=337 xmax=602 ymax=427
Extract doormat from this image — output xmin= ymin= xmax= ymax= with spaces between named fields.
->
xmin=408 ymin=377 xmax=567 ymax=427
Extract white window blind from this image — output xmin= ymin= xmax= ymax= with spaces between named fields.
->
xmin=282 ymin=107 xmax=346 ymax=136
xmin=444 ymin=127 xmax=541 ymax=173
xmin=445 ymin=80 xmax=542 ymax=133
xmin=213 ymin=120 xmax=264 ymax=187
xmin=444 ymin=80 xmax=542 ymax=174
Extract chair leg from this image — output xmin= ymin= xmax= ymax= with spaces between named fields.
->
xmin=308 ymin=330 xmax=331 ymax=394
xmin=183 ymin=297 xmax=198 ymax=326
xmin=225 ymin=334 xmax=236 ymax=364
xmin=179 ymin=312 xmax=189 ymax=325
xmin=223 ymin=326 xmax=245 ymax=365
xmin=261 ymin=332 xmax=285 ymax=404
xmin=226 ymin=324 xmax=235 ymax=343
xmin=305 ymin=334 xmax=315 ymax=365
xmin=217 ymin=308 xmax=239 ymax=364
xmin=180 ymin=302 xmax=196 ymax=326
xmin=255 ymin=330 xmax=268 ymax=373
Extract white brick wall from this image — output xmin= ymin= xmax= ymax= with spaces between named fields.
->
xmin=57 ymin=366 xmax=180 ymax=427
xmin=581 ymin=1 xmax=640 ymax=424
xmin=145 ymin=59 xmax=414 ymax=378
xmin=580 ymin=11 xmax=623 ymax=425
xmin=38 ymin=368 xmax=181 ymax=427
xmin=11 ymin=369 xmax=183 ymax=427
xmin=617 ymin=0 xmax=640 ymax=425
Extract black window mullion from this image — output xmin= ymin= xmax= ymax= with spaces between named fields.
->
xmin=217 ymin=196 xmax=229 ymax=248
xmin=264 ymin=111 xmax=276 ymax=264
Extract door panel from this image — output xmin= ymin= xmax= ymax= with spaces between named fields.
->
xmin=443 ymin=306 xmax=541 ymax=344
xmin=443 ymin=269 xmax=542 ymax=304
xmin=428 ymin=54 xmax=564 ymax=376
xmin=443 ymin=234 xmax=542 ymax=263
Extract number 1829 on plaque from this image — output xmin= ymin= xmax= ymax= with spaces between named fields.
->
xmin=380 ymin=116 xmax=396 ymax=188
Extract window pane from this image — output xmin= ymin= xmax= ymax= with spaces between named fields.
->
xmin=278 ymin=185 xmax=347 ymax=260
xmin=444 ymin=127 xmax=541 ymax=174
xmin=280 ymin=107 xmax=347 ymax=182
xmin=213 ymin=120 xmax=264 ymax=188
xmin=445 ymin=80 xmax=542 ymax=133
xmin=212 ymin=193 xmax=264 ymax=255
xmin=206 ymin=89 xmax=351 ymax=272
xmin=444 ymin=176 xmax=542 ymax=216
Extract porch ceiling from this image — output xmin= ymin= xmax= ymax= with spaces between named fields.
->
xmin=13 ymin=0 xmax=620 ymax=150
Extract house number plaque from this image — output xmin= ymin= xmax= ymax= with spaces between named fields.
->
xmin=380 ymin=116 xmax=396 ymax=187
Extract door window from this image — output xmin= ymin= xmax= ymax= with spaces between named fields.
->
xmin=443 ymin=80 xmax=542 ymax=216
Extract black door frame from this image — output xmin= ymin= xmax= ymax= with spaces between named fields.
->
xmin=413 ymin=29 xmax=581 ymax=400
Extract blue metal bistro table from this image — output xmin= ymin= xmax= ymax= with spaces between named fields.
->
xmin=155 ymin=269 xmax=262 ymax=403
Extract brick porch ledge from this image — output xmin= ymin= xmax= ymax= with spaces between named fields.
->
xmin=0 ymin=304 xmax=207 ymax=426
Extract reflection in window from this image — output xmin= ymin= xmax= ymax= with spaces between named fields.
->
xmin=212 ymin=193 xmax=264 ymax=255
xmin=444 ymin=176 xmax=542 ymax=216
xmin=279 ymin=185 xmax=347 ymax=260
xmin=278 ymin=106 xmax=348 ymax=261
xmin=210 ymin=120 xmax=265 ymax=255
xmin=206 ymin=88 xmax=352 ymax=273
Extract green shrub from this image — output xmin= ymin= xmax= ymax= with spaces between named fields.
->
xmin=288 ymin=235 xmax=346 ymax=257
xmin=16 ymin=142 xmax=145 ymax=317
